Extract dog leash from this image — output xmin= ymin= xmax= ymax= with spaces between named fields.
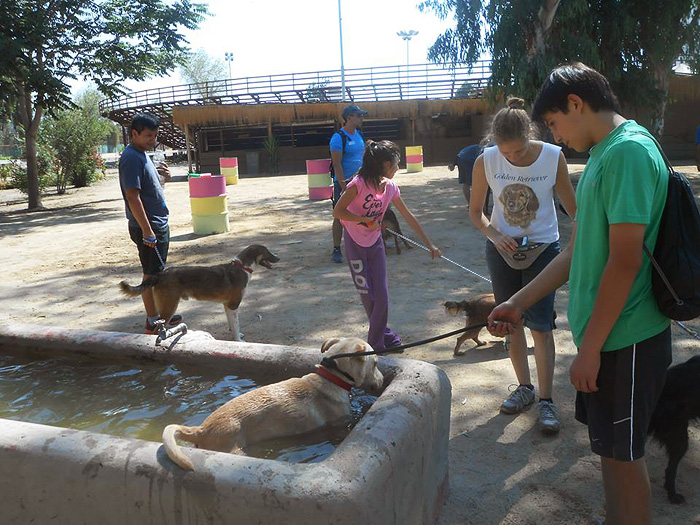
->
xmin=327 ymin=322 xmax=489 ymax=360
xmin=674 ymin=320 xmax=700 ymax=340
xmin=384 ymin=228 xmax=491 ymax=284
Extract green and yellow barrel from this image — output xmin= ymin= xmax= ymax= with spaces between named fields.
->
xmin=188 ymin=173 xmax=230 ymax=235
xmin=220 ymin=157 xmax=239 ymax=185
xmin=405 ymin=146 xmax=423 ymax=172
xmin=306 ymin=159 xmax=333 ymax=200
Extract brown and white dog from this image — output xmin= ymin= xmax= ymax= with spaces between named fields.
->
xmin=162 ymin=337 xmax=384 ymax=470
xmin=381 ymin=207 xmax=412 ymax=255
xmin=119 ymin=244 xmax=279 ymax=341
xmin=444 ymin=293 xmax=497 ymax=355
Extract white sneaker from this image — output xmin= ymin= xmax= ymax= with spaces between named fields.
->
xmin=500 ymin=385 xmax=535 ymax=414
xmin=537 ymin=400 xmax=561 ymax=434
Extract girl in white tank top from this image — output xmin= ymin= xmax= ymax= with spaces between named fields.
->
xmin=468 ymin=97 xmax=577 ymax=435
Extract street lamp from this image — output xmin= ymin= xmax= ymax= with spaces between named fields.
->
xmin=338 ymin=0 xmax=346 ymax=101
xmin=224 ymin=52 xmax=234 ymax=78
xmin=397 ymin=30 xmax=418 ymax=82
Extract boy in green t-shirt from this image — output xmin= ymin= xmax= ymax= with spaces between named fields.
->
xmin=487 ymin=63 xmax=671 ymax=525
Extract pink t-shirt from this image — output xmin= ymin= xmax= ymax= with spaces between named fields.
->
xmin=341 ymin=176 xmax=401 ymax=247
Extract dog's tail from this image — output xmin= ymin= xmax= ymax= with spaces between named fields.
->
xmin=162 ymin=424 xmax=202 ymax=471
xmin=119 ymin=276 xmax=159 ymax=297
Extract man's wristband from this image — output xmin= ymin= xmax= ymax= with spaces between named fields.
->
xmin=143 ymin=236 xmax=157 ymax=243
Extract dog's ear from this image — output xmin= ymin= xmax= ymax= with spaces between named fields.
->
xmin=321 ymin=338 xmax=341 ymax=353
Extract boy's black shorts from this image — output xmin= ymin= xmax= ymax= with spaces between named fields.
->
xmin=128 ymin=225 xmax=169 ymax=276
xmin=575 ymin=326 xmax=672 ymax=461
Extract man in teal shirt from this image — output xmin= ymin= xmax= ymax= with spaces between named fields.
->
xmin=488 ymin=63 xmax=670 ymax=525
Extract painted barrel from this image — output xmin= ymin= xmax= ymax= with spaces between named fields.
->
xmin=306 ymin=159 xmax=333 ymax=200
xmin=405 ymin=145 xmax=424 ymax=173
xmin=188 ymin=173 xmax=226 ymax=198
xmin=189 ymin=173 xmax=229 ymax=235
xmin=192 ymin=212 xmax=231 ymax=235
xmin=220 ymin=157 xmax=239 ymax=185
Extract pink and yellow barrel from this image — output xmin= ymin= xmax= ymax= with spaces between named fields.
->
xmin=220 ymin=157 xmax=239 ymax=185
xmin=188 ymin=174 xmax=230 ymax=235
xmin=406 ymin=145 xmax=423 ymax=172
xmin=306 ymin=159 xmax=333 ymax=200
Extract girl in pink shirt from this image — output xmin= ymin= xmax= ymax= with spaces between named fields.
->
xmin=333 ymin=140 xmax=441 ymax=350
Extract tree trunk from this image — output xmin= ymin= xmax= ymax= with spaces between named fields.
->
xmin=651 ymin=64 xmax=671 ymax=138
xmin=16 ymin=83 xmax=44 ymax=210
xmin=531 ymin=0 xmax=561 ymax=57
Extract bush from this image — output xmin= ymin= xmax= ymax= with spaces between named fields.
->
xmin=71 ymin=150 xmax=105 ymax=188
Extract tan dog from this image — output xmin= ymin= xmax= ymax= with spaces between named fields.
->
xmin=444 ymin=293 xmax=497 ymax=355
xmin=162 ymin=337 xmax=384 ymax=470
xmin=381 ymin=207 xmax=412 ymax=255
xmin=119 ymin=244 xmax=279 ymax=340
xmin=499 ymin=183 xmax=539 ymax=229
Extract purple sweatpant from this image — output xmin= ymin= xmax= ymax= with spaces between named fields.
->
xmin=344 ymin=234 xmax=402 ymax=350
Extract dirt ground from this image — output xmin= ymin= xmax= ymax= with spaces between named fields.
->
xmin=1 ymin=162 xmax=699 ymax=525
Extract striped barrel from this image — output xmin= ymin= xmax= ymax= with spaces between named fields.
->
xmin=188 ymin=174 xmax=230 ymax=235
xmin=220 ymin=157 xmax=239 ymax=185
xmin=306 ymin=159 xmax=333 ymax=200
xmin=405 ymin=145 xmax=424 ymax=173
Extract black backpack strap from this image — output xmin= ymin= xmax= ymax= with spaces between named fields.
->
xmin=638 ymin=132 xmax=684 ymax=306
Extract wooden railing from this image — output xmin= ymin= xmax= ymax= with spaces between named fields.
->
xmin=99 ymin=61 xmax=492 ymax=113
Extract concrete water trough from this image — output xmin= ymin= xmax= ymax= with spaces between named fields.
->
xmin=0 ymin=323 xmax=451 ymax=524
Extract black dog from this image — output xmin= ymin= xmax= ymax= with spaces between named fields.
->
xmin=648 ymin=355 xmax=700 ymax=504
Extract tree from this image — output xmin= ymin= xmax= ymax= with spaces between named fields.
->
xmin=179 ymin=48 xmax=229 ymax=99
xmin=419 ymin=0 xmax=700 ymax=135
xmin=43 ymin=87 xmax=115 ymax=193
xmin=0 ymin=0 xmax=207 ymax=210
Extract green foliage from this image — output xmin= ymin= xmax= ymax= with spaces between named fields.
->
xmin=7 ymin=144 xmax=56 ymax=194
xmin=419 ymin=0 xmax=700 ymax=121
xmin=263 ymin=134 xmax=281 ymax=174
xmin=42 ymin=87 xmax=114 ymax=193
xmin=0 ymin=0 xmax=208 ymax=208
xmin=179 ymin=48 xmax=228 ymax=98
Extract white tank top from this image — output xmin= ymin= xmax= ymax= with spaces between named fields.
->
xmin=484 ymin=142 xmax=561 ymax=243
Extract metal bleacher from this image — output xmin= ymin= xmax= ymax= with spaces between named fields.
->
xmin=99 ymin=61 xmax=492 ymax=149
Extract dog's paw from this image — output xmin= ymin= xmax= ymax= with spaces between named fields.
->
xmin=233 ymin=332 xmax=245 ymax=342
xmin=667 ymin=491 xmax=686 ymax=504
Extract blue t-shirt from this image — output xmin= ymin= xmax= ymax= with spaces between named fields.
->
xmin=695 ymin=124 xmax=700 ymax=145
xmin=456 ymin=144 xmax=481 ymax=170
xmin=329 ymin=128 xmax=365 ymax=182
xmin=119 ymin=144 xmax=169 ymax=230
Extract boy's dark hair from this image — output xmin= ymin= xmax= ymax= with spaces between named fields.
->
xmin=130 ymin=113 xmax=160 ymax=134
xmin=358 ymin=140 xmax=400 ymax=189
xmin=532 ymin=62 xmax=621 ymax=123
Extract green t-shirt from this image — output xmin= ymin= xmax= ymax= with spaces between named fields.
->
xmin=568 ymin=120 xmax=670 ymax=351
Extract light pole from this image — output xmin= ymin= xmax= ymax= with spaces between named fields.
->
xmin=224 ymin=52 xmax=233 ymax=78
xmin=338 ymin=0 xmax=346 ymax=101
xmin=397 ymin=30 xmax=418 ymax=82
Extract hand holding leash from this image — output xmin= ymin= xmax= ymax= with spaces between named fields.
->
xmin=143 ymin=235 xmax=157 ymax=248
xmin=487 ymin=300 xmax=523 ymax=337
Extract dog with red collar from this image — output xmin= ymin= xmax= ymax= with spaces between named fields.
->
xmin=162 ymin=337 xmax=384 ymax=470
xmin=119 ymin=244 xmax=279 ymax=340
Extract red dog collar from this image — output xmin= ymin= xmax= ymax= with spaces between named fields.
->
xmin=233 ymin=259 xmax=253 ymax=274
xmin=315 ymin=365 xmax=353 ymax=391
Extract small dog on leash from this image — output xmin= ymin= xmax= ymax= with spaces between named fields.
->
xmin=162 ymin=337 xmax=384 ymax=470
xmin=119 ymin=244 xmax=279 ymax=341
xmin=381 ymin=207 xmax=412 ymax=255
xmin=648 ymin=354 xmax=700 ymax=504
xmin=444 ymin=293 xmax=497 ymax=355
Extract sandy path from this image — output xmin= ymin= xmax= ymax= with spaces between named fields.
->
xmin=1 ymin=163 xmax=699 ymax=525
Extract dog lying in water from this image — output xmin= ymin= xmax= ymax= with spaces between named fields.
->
xmin=648 ymin=355 xmax=700 ymax=504
xmin=119 ymin=244 xmax=279 ymax=341
xmin=162 ymin=337 xmax=383 ymax=470
xmin=444 ymin=294 xmax=497 ymax=355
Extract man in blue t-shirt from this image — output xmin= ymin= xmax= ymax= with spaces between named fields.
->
xmin=119 ymin=113 xmax=176 ymax=334
xmin=329 ymin=104 xmax=367 ymax=263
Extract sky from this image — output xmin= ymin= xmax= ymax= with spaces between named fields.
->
xmin=112 ymin=0 xmax=460 ymax=94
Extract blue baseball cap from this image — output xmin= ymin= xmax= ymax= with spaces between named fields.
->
xmin=342 ymin=104 xmax=369 ymax=119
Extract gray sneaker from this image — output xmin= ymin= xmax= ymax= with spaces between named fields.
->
xmin=500 ymin=385 xmax=535 ymax=414
xmin=537 ymin=400 xmax=560 ymax=434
